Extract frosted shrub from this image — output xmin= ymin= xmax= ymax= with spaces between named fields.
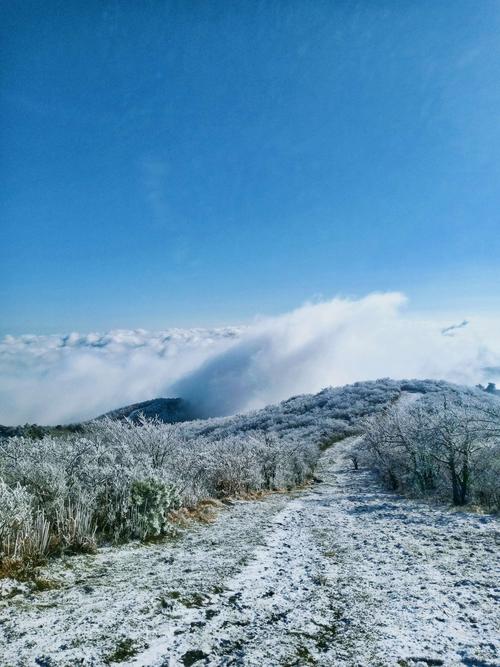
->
xmin=0 ymin=481 xmax=50 ymax=565
xmin=471 ymin=442 xmax=500 ymax=511
xmin=127 ymin=478 xmax=180 ymax=540
xmin=0 ymin=436 xmax=68 ymax=516
xmin=55 ymin=500 xmax=97 ymax=554
xmin=0 ymin=481 xmax=32 ymax=553
xmin=254 ymin=435 xmax=285 ymax=489
xmin=199 ymin=437 xmax=264 ymax=497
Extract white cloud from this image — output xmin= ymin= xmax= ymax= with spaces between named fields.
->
xmin=0 ymin=328 xmax=240 ymax=424
xmin=1 ymin=293 xmax=500 ymax=424
xmin=173 ymin=293 xmax=500 ymax=416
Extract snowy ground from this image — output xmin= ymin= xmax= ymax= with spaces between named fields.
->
xmin=0 ymin=437 xmax=498 ymax=667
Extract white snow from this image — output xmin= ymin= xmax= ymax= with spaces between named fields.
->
xmin=0 ymin=437 xmax=498 ymax=666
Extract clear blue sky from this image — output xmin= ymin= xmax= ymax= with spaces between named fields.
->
xmin=2 ymin=1 xmax=500 ymax=334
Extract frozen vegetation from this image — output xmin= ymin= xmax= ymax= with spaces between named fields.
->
xmin=0 ymin=379 xmax=498 ymax=666
xmin=0 ymin=379 xmax=410 ymax=572
xmin=360 ymin=389 xmax=500 ymax=511
xmin=1 ymin=435 xmax=498 ymax=666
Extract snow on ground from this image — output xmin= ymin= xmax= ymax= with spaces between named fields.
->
xmin=0 ymin=437 xmax=498 ymax=667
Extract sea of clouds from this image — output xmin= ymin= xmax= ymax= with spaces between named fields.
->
xmin=1 ymin=292 xmax=500 ymax=424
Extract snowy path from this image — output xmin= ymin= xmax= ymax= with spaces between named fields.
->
xmin=1 ymin=437 xmax=498 ymax=667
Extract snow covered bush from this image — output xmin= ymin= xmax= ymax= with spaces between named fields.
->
xmin=0 ymin=481 xmax=32 ymax=552
xmin=471 ymin=441 xmax=500 ymax=510
xmin=127 ymin=478 xmax=180 ymax=540
xmin=55 ymin=500 xmax=97 ymax=554
xmin=0 ymin=481 xmax=50 ymax=567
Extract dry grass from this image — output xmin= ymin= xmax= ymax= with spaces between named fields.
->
xmin=0 ymin=555 xmax=60 ymax=593
xmin=0 ymin=556 xmax=32 ymax=581
xmin=169 ymin=499 xmax=223 ymax=526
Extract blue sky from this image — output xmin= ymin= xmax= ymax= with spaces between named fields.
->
xmin=2 ymin=0 xmax=500 ymax=335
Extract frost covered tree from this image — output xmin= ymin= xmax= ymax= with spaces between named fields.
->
xmin=362 ymin=391 xmax=500 ymax=508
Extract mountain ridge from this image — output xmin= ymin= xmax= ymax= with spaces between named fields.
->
xmin=97 ymin=397 xmax=197 ymax=423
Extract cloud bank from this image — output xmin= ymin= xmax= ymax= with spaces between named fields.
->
xmin=1 ymin=293 xmax=500 ymax=424
xmin=0 ymin=328 xmax=240 ymax=424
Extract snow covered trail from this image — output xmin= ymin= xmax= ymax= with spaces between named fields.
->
xmin=1 ymin=437 xmax=498 ymax=667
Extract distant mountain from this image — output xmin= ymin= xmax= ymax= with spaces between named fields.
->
xmin=98 ymin=397 xmax=198 ymax=424
xmin=0 ymin=422 xmax=83 ymax=439
xmin=0 ymin=398 xmax=197 ymax=439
